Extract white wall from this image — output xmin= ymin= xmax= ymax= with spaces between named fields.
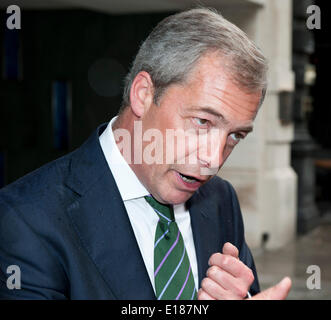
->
xmin=219 ymin=0 xmax=297 ymax=250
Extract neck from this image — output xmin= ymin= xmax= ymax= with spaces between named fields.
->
xmin=112 ymin=107 xmax=140 ymax=169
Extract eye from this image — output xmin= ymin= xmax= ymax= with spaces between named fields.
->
xmin=229 ymin=132 xmax=244 ymax=144
xmin=193 ymin=117 xmax=209 ymax=127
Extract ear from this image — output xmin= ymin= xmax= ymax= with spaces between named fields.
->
xmin=129 ymin=71 xmax=154 ymax=118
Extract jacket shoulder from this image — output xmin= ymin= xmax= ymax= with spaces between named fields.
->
xmin=0 ymin=152 xmax=72 ymax=209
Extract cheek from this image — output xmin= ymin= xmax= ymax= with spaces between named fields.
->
xmin=174 ymin=133 xmax=200 ymax=162
xmin=222 ymin=145 xmax=234 ymax=162
xmin=183 ymin=121 xmax=201 ymax=157
xmin=161 ymin=122 xmax=195 ymax=162
xmin=146 ymin=163 xmax=171 ymax=183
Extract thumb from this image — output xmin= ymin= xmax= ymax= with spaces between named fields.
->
xmin=250 ymin=277 xmax=292 ymax=300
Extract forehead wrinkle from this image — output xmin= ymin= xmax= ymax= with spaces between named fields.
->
xmin=210 ymin=87 xmax=259 ymax=115
xmin=192 ymin=105 xmax=230 ymax=126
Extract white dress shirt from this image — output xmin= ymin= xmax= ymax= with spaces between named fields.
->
xmin=99 ymin=116 xmax=199 ymax=292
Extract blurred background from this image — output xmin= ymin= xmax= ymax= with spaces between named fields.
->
xmin=0 ymin=0 xmax=330 ymax=299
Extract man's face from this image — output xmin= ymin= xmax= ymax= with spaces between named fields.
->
xmin=131 ymin=52 xmax=262 ymax=205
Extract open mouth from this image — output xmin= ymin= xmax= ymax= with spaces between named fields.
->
xmin=178 ymin=172 xmax=200 ymax=184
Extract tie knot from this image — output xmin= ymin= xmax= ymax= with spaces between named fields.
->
xmin=144 ymin=195 xmax=175 ymax=222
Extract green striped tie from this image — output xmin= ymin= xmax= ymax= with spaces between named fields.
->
xmin=144 ymin=195 xmax=197 ymax=300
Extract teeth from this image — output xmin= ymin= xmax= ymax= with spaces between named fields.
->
xmin=179 ymin=173 xmax=197 ymax=184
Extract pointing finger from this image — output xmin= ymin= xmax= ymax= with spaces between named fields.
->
xmin=222 ymin=242 xmax=239 ymax=259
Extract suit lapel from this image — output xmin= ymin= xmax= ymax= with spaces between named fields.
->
xmin=63 ymin=123 xmax=225 ymax=298
xmin=65 ymin=124 xmax=155 ymax=299
xmin=187 ymin=181 xmax=225 ymax=288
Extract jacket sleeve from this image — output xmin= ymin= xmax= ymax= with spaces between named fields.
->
xmin=0 ymin=196 xmax=68 ymax=300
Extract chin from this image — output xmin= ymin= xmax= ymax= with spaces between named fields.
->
xmin=163 ymin=190 xmax=194 ymax=205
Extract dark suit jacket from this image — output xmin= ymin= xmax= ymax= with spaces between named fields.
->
xmin=0 ymin=123 xmax=260 ymax=299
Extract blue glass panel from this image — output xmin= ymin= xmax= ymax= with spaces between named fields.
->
xmin=52 ymin=81 xmax=71 ymax=150
xmin=0 ymin=152 xmax=5 ymax=188
xmin=4 ymin=28 xmax=19 ymax=80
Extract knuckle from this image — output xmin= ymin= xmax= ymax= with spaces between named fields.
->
xmin=222 ymin=254 xmax=236 ymax=267
xmin=209 ymin=252 xmax=221 ymax=266
xmin=220 ymin=255 xmax=229 ymax=266
xmin=217 ymin=270 xmax=226 ymax=284
xmin=201 ymin=278 xmax=211 ymax=290
xmin=207 ymin=266 xmax=219 ymax=278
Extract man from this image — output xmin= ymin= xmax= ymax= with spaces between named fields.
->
xmin=0 ymin=8 xmax=291 ymax=300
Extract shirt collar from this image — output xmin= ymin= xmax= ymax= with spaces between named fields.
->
xmin=99 ymin=116 xmax=150 ymax=201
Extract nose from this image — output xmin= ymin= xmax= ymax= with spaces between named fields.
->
xmin=197 ymin=129 xmax=227 ymax=175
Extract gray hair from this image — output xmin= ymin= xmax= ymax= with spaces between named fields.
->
xmin=120 ymin=7 xmax=268 ymax=113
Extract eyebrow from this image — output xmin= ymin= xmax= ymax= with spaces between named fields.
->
xmin=190 ymin=105 xmax=254 ymax=133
